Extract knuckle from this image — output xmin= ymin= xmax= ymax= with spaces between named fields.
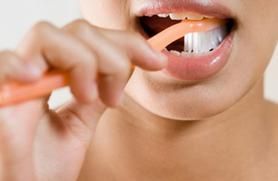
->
xmin=102 ymin=46 xmax=131 ymax=74
xmin=30 ymin=21 xmax=54 ymax=38
xmin=0 ymin=50 xmax=15 ymax=58
xmin=79 ymin=51 xmax=97 ymax=69
xmin=81 ymin=62 xmax=96 ymax=77
xmin=113 ymin=56 xmax=131 ymax=76
xmin=89 ymin=55 xmax=98 ymax=71
xmin=0 ymin=51 xmax=31 ymax=83
xmin=0 ymin=50 xmax=19 ymax=69
xmin=70 ymin=19 xmax=95 ymax=35
xmin=126 ymin=31 xmax=144 ymax=43
xmin=71 ymin=54 xmax=97 ymax=78
xmin=73 ymin=19 xmax=90 ymax=27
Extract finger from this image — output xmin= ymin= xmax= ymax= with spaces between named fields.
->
xmin=63 ymin=20 xmax=132 ymax=74
xmin=101 ymin=28 xmax=168 ymax=70
xmin=56 ymin=98 xmax=106 ymax=137
xmin=69 ymin=63 xmax=98 ymax=103
xmin=0 ymin=51 xmax=42 ymax=83
xmin=0 ymin=100 xmax=47 ymax=181
xmin=31 ymin=98 xmax=107 ymax=181
xmin=97 ymin=75 xmax=126 ymax=106
xmin=16 ymin=22 xmax=98 ymax=103
xmin=64 ymin=20 xmax=168 ymax=71
xmin=64 ymin=20 xmax=133 ymax=105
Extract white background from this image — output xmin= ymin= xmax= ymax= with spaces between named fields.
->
xmin=0 ymin=0 xmax=277 ymax=108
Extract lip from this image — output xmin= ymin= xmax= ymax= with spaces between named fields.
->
xmin=135 ymin=0 xmax=234 ymax=19
xmin=163 ymin=33 xmax=234 ymax=81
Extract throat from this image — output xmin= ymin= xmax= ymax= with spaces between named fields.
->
xmin=88 ymin=89 xmax=270 ymax=180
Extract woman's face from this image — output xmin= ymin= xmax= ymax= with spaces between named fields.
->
xmin=80 ymin=0 xmax=278 ymax=120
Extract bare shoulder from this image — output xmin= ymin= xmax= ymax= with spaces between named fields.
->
xmin=265 ymin=100 xmax=278 ymax=121
xmin=260 ymin=100 xmax=278 ymax=180
xmin=264 ymin=100 xmax=278 ymax=151
xmin=264 ymin=100 xmax=278 ymax=152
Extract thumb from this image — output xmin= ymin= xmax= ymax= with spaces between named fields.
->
xmin=33 ymin=99 xmax=106 ymax=181
xmin=56 ymin=98 xmax=107 ymax=136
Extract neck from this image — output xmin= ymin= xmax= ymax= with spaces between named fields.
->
xmin=111 ymin=79 xmax=270 ymax=179
xmin=122 ymin=78 xmax=267 ymax=136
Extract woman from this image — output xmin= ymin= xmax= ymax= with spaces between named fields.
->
xmin=0 ymin=0 xmax=277 ymax=180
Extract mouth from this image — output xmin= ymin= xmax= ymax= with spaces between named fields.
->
xmin=135 ymin=0 xmax=237 ymax=81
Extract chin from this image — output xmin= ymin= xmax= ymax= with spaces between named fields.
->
xmin=125 ymin=60 xmax=263 ymax=121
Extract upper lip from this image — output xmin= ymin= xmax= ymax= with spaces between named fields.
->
xmin=135 ymin=0 xmax=234 ymax=19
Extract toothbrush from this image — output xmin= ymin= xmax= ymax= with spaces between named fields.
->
xmin=0 ymin=19 xmax=222 ymax=107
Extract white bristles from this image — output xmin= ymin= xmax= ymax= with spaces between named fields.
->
xmin=183 ymin=26 xmax=228 ymax=54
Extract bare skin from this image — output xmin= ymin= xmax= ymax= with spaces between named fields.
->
xmin=0 ymin=21 xmax=167 ymax=181
xmin=0 ymin=0 xmax=278 ymax=180
xmin=78 ymin=0 xmax=278 ymax=180
xmin=78 ymin=82 xmax=278 ymax=181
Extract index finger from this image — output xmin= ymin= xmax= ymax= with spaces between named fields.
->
xmin=100 ymin=29 xmax=168 ymax=70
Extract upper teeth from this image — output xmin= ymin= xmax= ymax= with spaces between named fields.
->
xmin=157 ymin=12 xmax=213 ymax=21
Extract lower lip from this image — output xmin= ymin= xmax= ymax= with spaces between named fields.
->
xmin=163 ymin=33 xmax=233 ymax=81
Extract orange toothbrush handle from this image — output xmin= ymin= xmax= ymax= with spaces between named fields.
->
xmin=0 ymin=71 xmax=70 ymax=106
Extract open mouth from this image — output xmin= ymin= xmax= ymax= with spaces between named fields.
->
xmin=138 ymin=13 xmax=235 ymax=56
xmin=135 ymin=0 xmax=237 ymax=81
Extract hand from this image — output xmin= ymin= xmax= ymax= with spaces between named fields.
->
xmin=0 ymin=19 xmax=167 ymax=181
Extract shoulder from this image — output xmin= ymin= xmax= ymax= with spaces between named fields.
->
xmin=261 ymin=100 xmax=278 ymax=180
xmin=264 ymin=100 xmax=278 ymax=152
xmin=265 ymin=100 xmax=278 ymax=121
xmin=265 ymin=100 xmax=278 ymax=151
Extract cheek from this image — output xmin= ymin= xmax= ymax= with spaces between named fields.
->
xmin=234 ymin=0 xmax=278 ymax=82
xmin=80 ymin=0 xmax=130 ymax=29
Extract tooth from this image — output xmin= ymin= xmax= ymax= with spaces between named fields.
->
xmin=169 ymin=13 xmax=186 ymax=20
xmin=181 ymin=51 xmax=189 ymax=56
xmin=167 ymin=12 xmax=212 ymax=21
xmin=204 ymin=15 xmax=214 ymax=19
xmin=157 ymin=13 xmax=169 ymax=18
xmin=186 ymin=12 xmax=205 ymax=20
xmin=184 ymin=26 xmax=228 ymax=54
xmin=170 ymin=50 xmax=181 ymax=56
